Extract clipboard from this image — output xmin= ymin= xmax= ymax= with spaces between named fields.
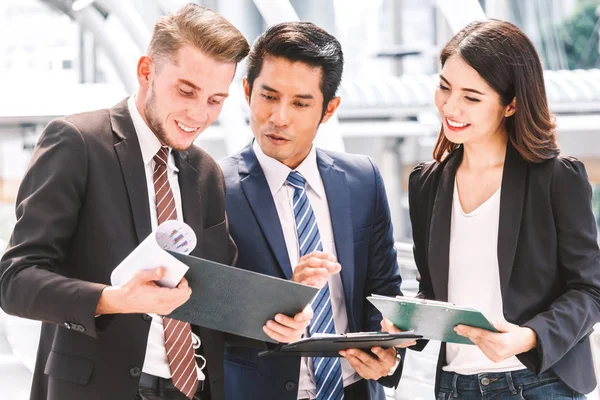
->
xmin=367 ymin=294 xmax=497 ymax=345
xmin=166 ymin=251 xmax=318 ymax=343
xmin=258 ymin=331 xmax=422 ymax=357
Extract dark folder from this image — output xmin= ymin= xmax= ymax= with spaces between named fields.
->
xmin=259 ymin=332 xmax=422 ymax=357
xmin=166 ymin=251 xmax=318 ymax=343
xmin=367 ymin=295 xmax=497 ymax=345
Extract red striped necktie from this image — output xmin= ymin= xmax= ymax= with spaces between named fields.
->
xmin=153 ymin=146 xmax=199 ymax=399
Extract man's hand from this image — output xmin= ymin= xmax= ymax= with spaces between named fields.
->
xmin=96 ymin=267 xmax=191 ymax=315
xmin=380 ymin=318 xmax=418 ymax=348
xmin=454 ymin=320 xmax=537 ymax=363
xmin=292 ymin=251 xmax=341 ymax=288
xmin=339 ymin=347 xmax=397 ymax=380
xmin=263 ymin=305 xmax=313 ymax=343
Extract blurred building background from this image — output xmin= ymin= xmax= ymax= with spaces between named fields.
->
xmin=1 ymin=0 xmax=600 ymax=399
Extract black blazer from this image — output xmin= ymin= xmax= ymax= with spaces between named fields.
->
xmin=0 ymin=99 xmax=254 ymax=400
xmin=409 ymin=143 xmax=600 ymax=394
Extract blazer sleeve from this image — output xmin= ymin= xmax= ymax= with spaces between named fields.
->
xmin=522 ymin=157 xmax=600 ymax=373
xmin=0 ymin=119 xmax=107 ymax=338
xmin=363 ymin=158 xmax=403 ymax=327
xmin=358 ymin=158 xmax=404 ymax=388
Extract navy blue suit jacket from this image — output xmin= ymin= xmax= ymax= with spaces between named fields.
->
xmin=219 ymin=144 xmax=404 ymax=400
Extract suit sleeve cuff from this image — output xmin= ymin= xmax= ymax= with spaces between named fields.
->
xmin=65 ymin=282 xmax=110 ymax=339
xmin=520 ymin=320 xmax=545 ymax=373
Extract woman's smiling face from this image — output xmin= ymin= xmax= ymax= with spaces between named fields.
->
xmin=435 ymin=55 xmax=514 ymax=146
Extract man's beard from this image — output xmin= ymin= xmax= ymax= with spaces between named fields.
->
xmin=145 ymin=90 xmax=188 ymax=151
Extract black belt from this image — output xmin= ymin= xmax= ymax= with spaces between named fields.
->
xmin=138 ymin=372 xmax=169 ymax=390
xmin=138 ymin=372 xmax=210 ymax=399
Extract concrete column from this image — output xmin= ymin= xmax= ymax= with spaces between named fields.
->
xmin=435 ymin=0 xmax=486 ymax=34
xmin=484 ymin=0 xmax=511 ymax=20
xmin=100 ymin=0 xmax=152 ymax=52
xmin=217 ymin=0 xmax=263 ymax=45
xmin=79 ymin=29 xmax=97 ymax=84
xmin=72 ymin=5 xmax=138 ymax=92
xmin=391 ymin=0 xmax=404 ymax=77
xmin=290 ymin=0 xmax=335 ymax=33
xmin=381 ymin=138 xmax=405 ymax=241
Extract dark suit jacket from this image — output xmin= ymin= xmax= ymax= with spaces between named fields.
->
xmin=0 ymin=99 xmax=244 ymax=400
xmin=219 ymin=145 xmax=404 ymax=400
xmin=408 ymin=143 xmax=600 ymax=394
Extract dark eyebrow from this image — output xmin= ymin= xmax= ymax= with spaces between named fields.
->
xmin=179 ymin=79 xmax=228 ymax=97
xmin=439 ymin=75 xmax=485 ymax=95
xmin=295 ymin=93 xmax=315 ymax=100
xmin=261 ymin=84 xmax=314 ymax=100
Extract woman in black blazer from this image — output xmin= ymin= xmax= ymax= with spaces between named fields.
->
xmin=384 ymin=20 xmax=600 ymax=399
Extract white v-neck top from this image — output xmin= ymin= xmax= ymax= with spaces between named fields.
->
xmin=444 ymin=180 xmax=525 ymax=374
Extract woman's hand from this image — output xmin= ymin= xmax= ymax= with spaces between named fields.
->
xmin=454 ymin=320 xmax=537 ymax=362
xmin=380 ymin=318 xmax=418 ymax=348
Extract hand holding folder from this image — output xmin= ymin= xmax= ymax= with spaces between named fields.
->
xmin=259 ymin=331 xmax=422 ymax=357
xmin=167 ymin=251 xmax=318 ymax=343
xmin=110 ymin=221 xmax=319 ymax=343
xmin=368 ymin=294 xmax=497 ymax=345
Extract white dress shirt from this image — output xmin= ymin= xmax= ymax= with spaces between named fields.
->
xmin=252 ymin=141 xmax=361 ymax=399
xmin=127 ymin=95 xmax=184 ymax=378
xmin=444 ymin=179 xmax=525 ymax=374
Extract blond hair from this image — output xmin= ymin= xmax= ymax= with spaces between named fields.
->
xmin=148 ymin=3 xmax=249 ymax=67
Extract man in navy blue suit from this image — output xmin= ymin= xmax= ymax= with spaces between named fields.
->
xmin=220 ymin=22 xmax=406 ymax=400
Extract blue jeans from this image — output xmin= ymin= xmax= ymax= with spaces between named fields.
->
xmin=437 ymin=369 xmax=585 ymax=399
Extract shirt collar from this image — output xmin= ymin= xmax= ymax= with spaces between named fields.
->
xmin=252 ymin=140 xmax=324 ymax=199
xmin=127 ymin=95 xmax=178 ymax=171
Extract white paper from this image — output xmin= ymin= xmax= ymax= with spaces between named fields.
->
xmin=110 ymin=220 xmax=197 ymax=288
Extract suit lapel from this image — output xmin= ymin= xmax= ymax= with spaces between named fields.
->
xmin=174 ymin=151 xmax=204 ymax=235
xmin=317 ymin=150 xmax=356 ymax=330
xmin=111 ymin=99 xmax=152 ymax=244
xmin=427 ymin=148 xmax=462 ymax=302
xmin=239 ymin=146 xmax=293 ymax=279
xmin=497 ymin=142 xmax=527 ymax=296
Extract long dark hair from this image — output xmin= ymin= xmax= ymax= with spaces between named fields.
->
xmin=433 ymin=19 xmax=559 ymax=163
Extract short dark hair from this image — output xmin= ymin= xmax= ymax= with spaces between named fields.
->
xmin=245 ymin=21 xmax=344 ymax=116
xmin=433 ymin=19 xmax=559 ymax=163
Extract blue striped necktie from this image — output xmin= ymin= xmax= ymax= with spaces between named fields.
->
xmin=286 ymin=171 xmax=344 ymax=400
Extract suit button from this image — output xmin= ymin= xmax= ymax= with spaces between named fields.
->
xmin=130 ymin=367 xmax=141 ymax=378
xmin=285 ymin=381 xmax=297 ymax=391
xmin=142 ymin=314 xmax=152 ymax=321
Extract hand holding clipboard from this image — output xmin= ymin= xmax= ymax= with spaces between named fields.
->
xmin=368 ymin=294 xmax=497 ymax=345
